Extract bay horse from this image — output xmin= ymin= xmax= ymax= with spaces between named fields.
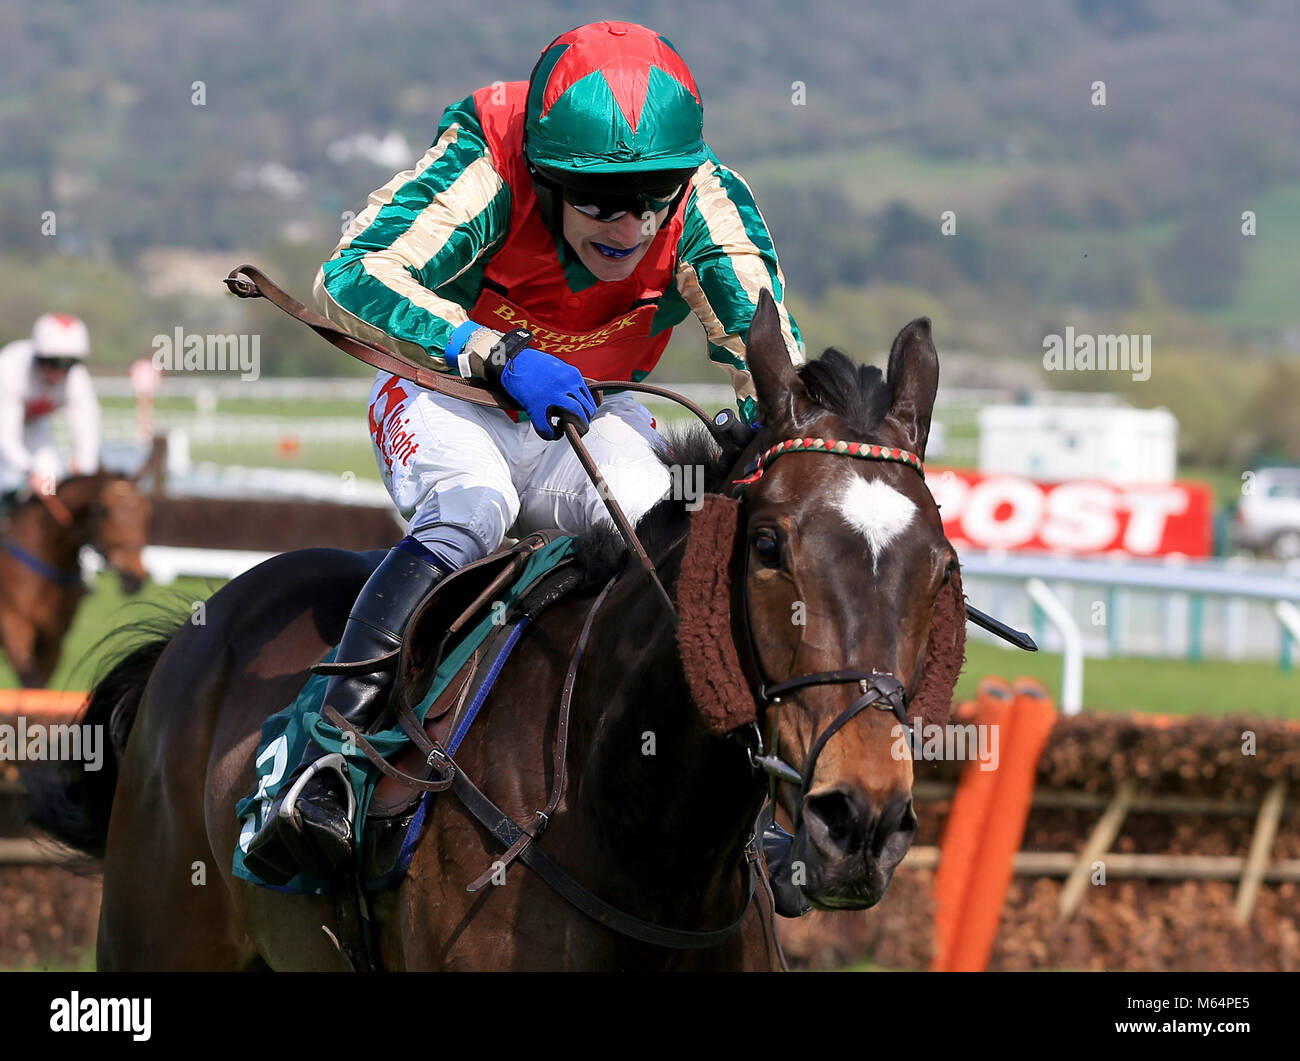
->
xmin=29 ymin=292 xmax=965 ymax=970
xmin=0 ymin=470 xmax=152 ymax=688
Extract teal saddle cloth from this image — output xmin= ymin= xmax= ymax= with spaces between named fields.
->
xmin=231 ymin=535 xmax=579 ymax=894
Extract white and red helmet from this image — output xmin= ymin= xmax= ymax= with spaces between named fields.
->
xmin=31 ymin=313 xmax=90 ymax=362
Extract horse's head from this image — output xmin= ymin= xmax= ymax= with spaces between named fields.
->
xmin=74 ymin=474 xmax=151 ymax=595
xmin=739 ymin=291 xmax=957 ymax=910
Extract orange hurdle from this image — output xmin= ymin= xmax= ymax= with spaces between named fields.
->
xmin=930 ymin=676 xmax=1057 ymax=971
xmin=0 ymin=689 xmax=88 ymax=722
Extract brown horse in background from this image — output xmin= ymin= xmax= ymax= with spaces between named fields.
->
xmin=29 ymin=293 xmax=965 ymax=970
xmin=0 ymin=470 xmax=152 ymax=688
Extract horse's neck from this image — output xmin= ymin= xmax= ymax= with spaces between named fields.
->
xmin=10 ymin=479 xmax=98 ymax=555
xmin=574 ymin=549 xmax=762 ymax=917
xmin=53 ymin=476 xmax=101 ymax=514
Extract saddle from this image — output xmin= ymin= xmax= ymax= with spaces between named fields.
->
xmin=328 ymin=530 xmax=586 ymax=886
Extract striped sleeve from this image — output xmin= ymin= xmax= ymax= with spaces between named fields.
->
xmin=314 ymin=94 xmax=511 ymax=374
xmin=674 ymin=150 xmax=804 ymax=424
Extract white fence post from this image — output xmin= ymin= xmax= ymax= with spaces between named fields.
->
xmin=1026 ymin=577 xmax=1084 ymax=715
xmin=1274 ymin=601 xmax=1300 ymax=673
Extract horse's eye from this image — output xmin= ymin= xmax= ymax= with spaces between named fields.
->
xmin=942 ymin=560 xmax=956 ymax=585
xmin=753 ymin=531 xmax=781 ymax=568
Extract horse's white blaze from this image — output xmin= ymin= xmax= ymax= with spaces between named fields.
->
xmin=835 ymin=477 xmax=916 ymax=571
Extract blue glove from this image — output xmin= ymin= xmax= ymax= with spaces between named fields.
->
xmin=499 ymin=347 xmax=597 ymax=441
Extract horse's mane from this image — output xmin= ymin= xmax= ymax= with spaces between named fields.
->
xmin=576 ymin=348 xmax=894 ymax=581
xmin=50 ymin=471 xmax=128 ymax=496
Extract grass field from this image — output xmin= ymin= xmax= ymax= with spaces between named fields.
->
xmin=956 ymin=639 xmax=1298 ymax=717
xmin=741 ymin=144 xmax=1060 ymax=219
xmin=1205 ymin=184 xmax=1300 ymax=332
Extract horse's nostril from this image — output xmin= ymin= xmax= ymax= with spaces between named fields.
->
xmin=803 ymin=789 xmax=869 ymax=856
xmin=873 ymin=795 xmax=917 ymax=861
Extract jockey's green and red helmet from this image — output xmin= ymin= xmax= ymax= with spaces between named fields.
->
xmin=523 ymin=21 xmax=707 ymax=232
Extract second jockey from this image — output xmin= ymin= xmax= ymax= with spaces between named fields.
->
xmin=245 ymin=19 xmax=804 ymax=883
xmin=0 ymin=313 xmax=101 ymax=514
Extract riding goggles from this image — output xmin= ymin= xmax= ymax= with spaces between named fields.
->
xmin=562 ymin=183 xmax=684 ymax=223
xmin=34 ymin=355 xmax=80 ymax=371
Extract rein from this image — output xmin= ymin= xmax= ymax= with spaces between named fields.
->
xmin=1 ymin=490 xmax=87 ymax=586
xmin=1 ymin=539 xmax=84 ymax=586
xmin=36 ymin=490 xmax=76 ymax=528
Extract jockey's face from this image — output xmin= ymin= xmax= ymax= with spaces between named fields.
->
xmin=35 ymin=361 xmax=72 ymax=387
xmin=562 ymin=200 xmax=672 ymax=282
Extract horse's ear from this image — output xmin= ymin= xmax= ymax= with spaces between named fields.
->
xmin=882 ymin=317 xmax=939 ymax=459
xmin=131 ymin=436 xmax=167 ymax=487
xmin=745 ymin=289 xmax=810 ymax=431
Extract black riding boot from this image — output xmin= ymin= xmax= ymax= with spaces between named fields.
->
xmin=243 ymin=541 xmax=451 ymax=884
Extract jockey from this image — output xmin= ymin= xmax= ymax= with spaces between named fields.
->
xmin=245 ymin=20 xmax=803 ymax=884
xmin=0 ymin=314 xmax=101 ymax=513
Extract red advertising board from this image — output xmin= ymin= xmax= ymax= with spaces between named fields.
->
xmin=928 ymin=469 xmax=1214 ymax=557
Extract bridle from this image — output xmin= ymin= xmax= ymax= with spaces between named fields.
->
xmin=726 ymin=435 xmax=925 ymax=831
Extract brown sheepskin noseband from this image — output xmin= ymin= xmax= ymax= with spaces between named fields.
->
xmin=676 ymin=495 xmax=756 ymax=735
